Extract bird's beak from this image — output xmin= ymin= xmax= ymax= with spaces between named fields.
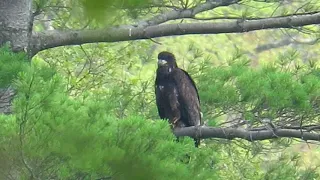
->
xmin=158 ymin=59 xmax=167 ymax=66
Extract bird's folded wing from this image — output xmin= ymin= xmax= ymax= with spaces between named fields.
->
xmin=172 ymin=69 xmax=201 ymax=126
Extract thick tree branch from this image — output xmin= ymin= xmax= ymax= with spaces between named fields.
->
xmin=31 ymin=12 xmax=320 ymax=54
xmin=174 ymin=126 xmax=320 ymax=142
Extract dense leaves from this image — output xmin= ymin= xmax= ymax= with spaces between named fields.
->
xmin=0 ymin=45 xmax=28 ymax=88
xmin=80 ymin=0 xmax=157 ymax=23
xmin=198 ymin=51 xmax=320 ymax=128
xmin=0 ymin=48 xmax=217 ymax=179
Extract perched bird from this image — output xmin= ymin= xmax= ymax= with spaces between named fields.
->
xmin=155 ymin=51 xmax=202 ymax=147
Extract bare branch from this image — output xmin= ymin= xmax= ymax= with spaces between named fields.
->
xmin=174 ymin=126 xmax=320 ymax=142
xmin=189 ymin=11 xmax=320 ymax=21
xmin=255 ymin=36 xmax=320 ymax=53
xmin=117 ymin=0 xmax=239 ymax=27
xmin=31 ymin=12 xmax=320 ymax=54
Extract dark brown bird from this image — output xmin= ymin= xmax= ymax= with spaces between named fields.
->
xmin=155 ymin=51 xmax=202 ymax=147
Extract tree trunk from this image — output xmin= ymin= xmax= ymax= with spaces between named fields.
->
xmin=0 ymin=0 xmax=33 ymax=114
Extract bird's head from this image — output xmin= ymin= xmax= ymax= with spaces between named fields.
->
xmin=157 ymin=51 xmax=178 ymax=68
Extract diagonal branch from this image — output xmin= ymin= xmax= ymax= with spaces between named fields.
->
xmin=31 ymin=12 xmax=320 ymax=54
xmin=255 ymin=36 xmax=320 ymax=53
xmin=135 ymin=0 xmax=239 ymax=27
xmin=174 ymin=126 xmax=320 ymax=142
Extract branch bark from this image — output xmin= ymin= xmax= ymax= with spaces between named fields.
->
xmin=32 ymin=12 xmax=320 ymax=54
xmin=0 ymin=87 xmax=15 ymax=114
xmin=0 ymin=0 xmax=33 ymax=52
xmin=174 ymin=126 xmax=320 ymax=142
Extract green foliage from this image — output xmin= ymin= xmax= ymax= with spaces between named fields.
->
xmin=198 ymin=52 xmax=320 ymax=125
xmin=4 ymin=43 xmax=320 ymax=179
xmin=215 ymin=142 xmax=320 ymax=180
xmin=36 ymin=41 xmax=157 ymax=118
xmin=32 ymin=36 xmax=320 ymax=179
xmin=0 ymin=51 xmax=217 ymax=179
xmin=33 ymin=0 xmax=49 ymax=9
xmin=80 ymin=0 xmax=156 ymax=22
xmin=0 ymin=44 xmax=28 ymax=88
xmin=262 ymin=153 xmax=319 ymax=180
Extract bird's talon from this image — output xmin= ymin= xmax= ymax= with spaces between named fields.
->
xmin=173 ymin=118 xmax=179 ymax=124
